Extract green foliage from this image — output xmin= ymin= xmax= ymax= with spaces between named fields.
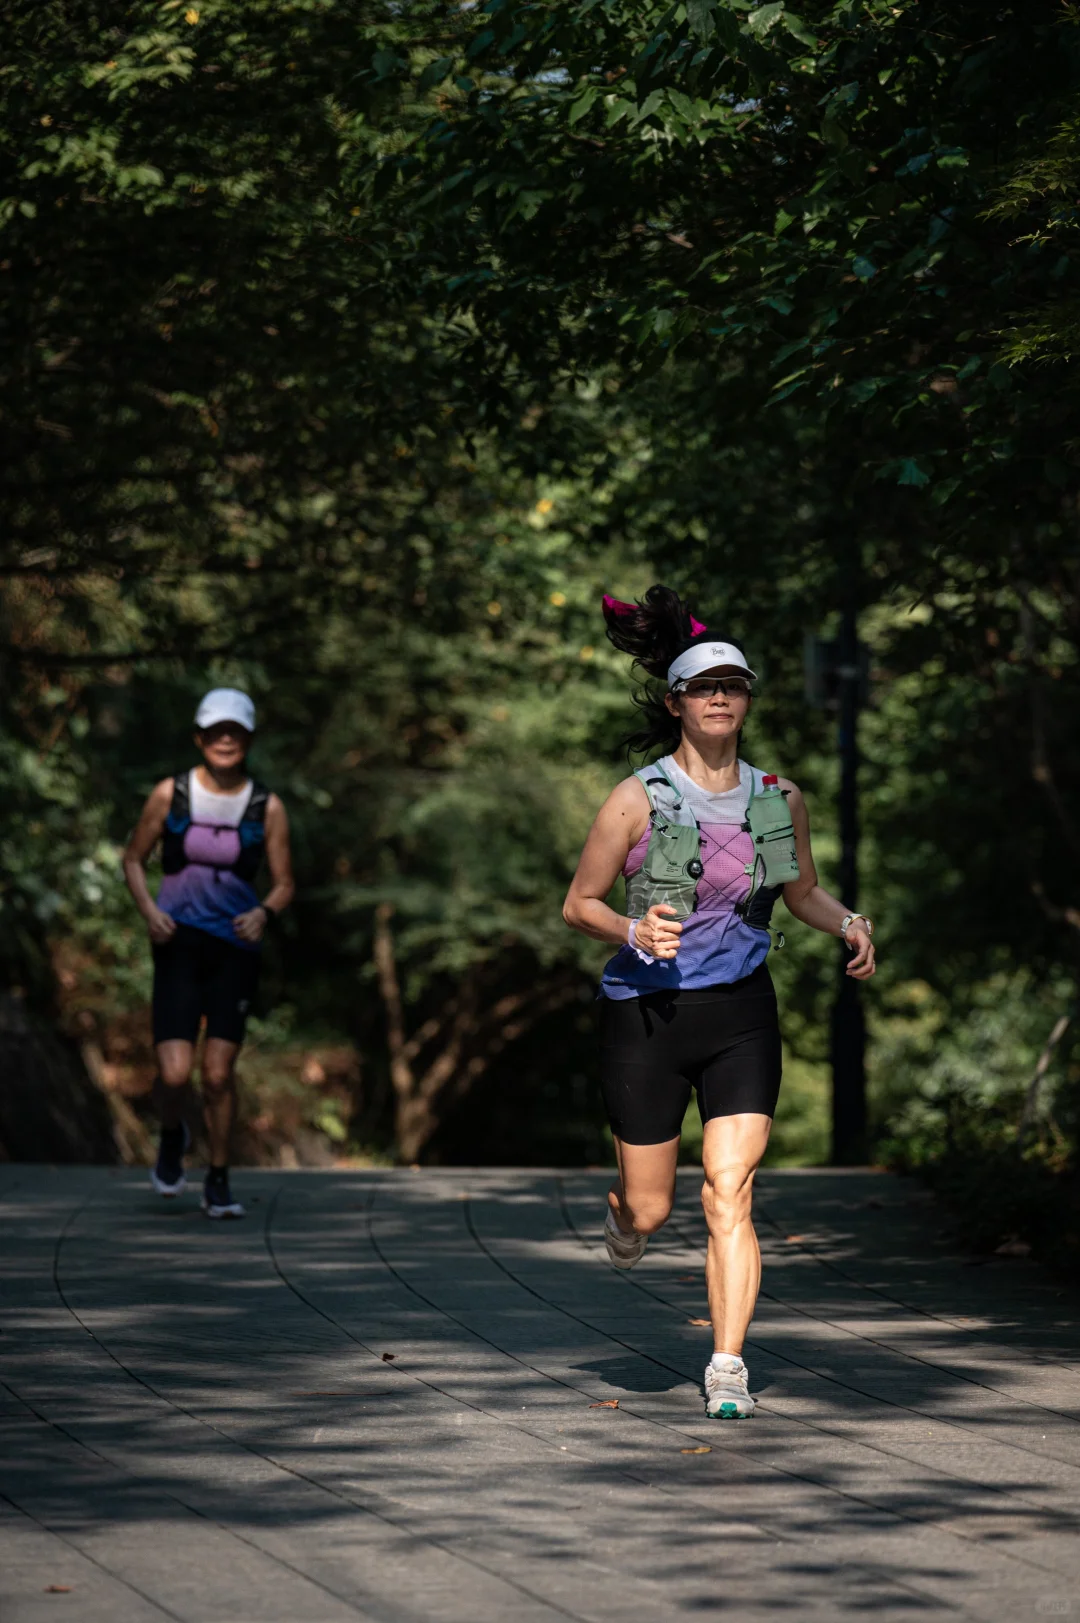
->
xmin=875 ymin=974 xmax=1075 ymax=1162
xmin=871 ymin=973 xmax=1080 ymax=1271
xmin=0 ymin=685 xmax=122 ymax=1003
xmin=2 ymin=0 xmax=483 ymax=666
xmin=381 ymin=0 xmax=1080 ymax=584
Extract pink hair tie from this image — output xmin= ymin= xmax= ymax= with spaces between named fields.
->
xmin=601 ymin=593 xmax=708 ymax=636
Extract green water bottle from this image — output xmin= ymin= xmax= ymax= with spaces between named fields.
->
xmin=748 ymin=774 xmax=800 ymax=885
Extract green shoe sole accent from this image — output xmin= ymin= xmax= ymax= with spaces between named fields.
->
xmin=706 ymin=1403 xmax=753 ymax=1419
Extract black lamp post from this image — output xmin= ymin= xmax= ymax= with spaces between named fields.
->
xmin=804 ymin=609 xmax=869 ymax=1164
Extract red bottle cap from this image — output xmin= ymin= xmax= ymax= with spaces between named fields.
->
xmin=762 ymin=774 xmax=779 ymax=786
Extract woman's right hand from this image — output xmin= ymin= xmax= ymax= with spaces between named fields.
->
xmin=145 ymin=906 xmax=177 ymax=945
xmin=633 ymin=904 xmax=683 ymax=959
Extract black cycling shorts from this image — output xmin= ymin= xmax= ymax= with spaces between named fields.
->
xmin=152 ymin=923 xmax=260 ymax=1046
xmin=599 ymin=963 xmax=782 ymax=1145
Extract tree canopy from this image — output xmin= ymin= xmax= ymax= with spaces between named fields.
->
xmin=2 ymin=1 xmax=1078 ymax=1223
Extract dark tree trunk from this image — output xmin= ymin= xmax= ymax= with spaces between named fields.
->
xmin=372 ymin=905 xmax=579 ymax=1164
xmin=0 ymin=993 xmax=118 ymax=1163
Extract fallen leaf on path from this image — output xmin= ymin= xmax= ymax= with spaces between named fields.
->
xmin=687 ymin=1318 xmax=711 ymax=1327
xmin=995 ymin=1238 xmax=1031 ymax=1257
xmin=680 ymin=1446 xmax=711 ymax=1455
xmin=677 ymin=1275 xmax=698 ymax=1282
xmin=44 ymin=1586 xmax=72 ymax=1593
xmin=589 ymin=1399 xmax=619 ymax=1409
xmin=784 ymin=1234 xmax=808 ymax=1243
xmin=381 ymin=1353 xmax=396 ymax=1362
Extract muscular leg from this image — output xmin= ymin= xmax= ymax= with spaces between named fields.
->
xmin=700 ymin=1113 xmax=772 ymax=1356
xmin=201 ymin=1037 xmax=241 ymax=1166
xmin=156 ymin=1040 xmax=196 ymax=1128
xmin=609 ymin=1136 xmax=680 ymax=1237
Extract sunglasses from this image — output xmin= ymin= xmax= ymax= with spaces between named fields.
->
xmin=677 ymin=678 xmax=753 ymax=700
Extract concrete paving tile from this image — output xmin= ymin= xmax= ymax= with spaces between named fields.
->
xmin=3 ymin=1167 xmax=1079 ymax=1621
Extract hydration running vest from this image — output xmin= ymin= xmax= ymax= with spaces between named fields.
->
xmin=625 ymin=762 xmax=799 ymax=935
xmin=161 ymin=772 xmax=271 ymax=883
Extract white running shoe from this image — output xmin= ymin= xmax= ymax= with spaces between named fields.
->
xmin=704 ymin=1354 xmax=756 ymax=1419
xmin=201 ymin=1169 xmax=245 ymax=1220
xmin=150 ymin=1122 xmax=190 ymax=1197
xmin=604 ymin=1208 xmax=648 ymax=1270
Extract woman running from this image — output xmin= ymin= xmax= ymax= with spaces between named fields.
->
xmin=562 ymin=588 xmax=875 ymax=1418
xmin=123 ymin=689 xmax=294 ymax=1218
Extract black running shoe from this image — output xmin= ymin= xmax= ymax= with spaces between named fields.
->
xmin=202 ymin=1169 xmax=245 ymax=1220
xmin=151 ymin=1122 xmax=190 ymax=1197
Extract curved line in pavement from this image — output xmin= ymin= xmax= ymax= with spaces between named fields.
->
xmin=41 ymin=1183 xmax=378 ymax=1620
xmin=558 ymin=1173 xmax=1080 ymax=1433
xmin=263 ymin=1183 xmax=595 ymax=1623
xmin=366 ymin=1182 xmax=979 ymax=1610
xmin=14 ymin=1170 xmax=1077 ymax=1609
xmin=550 ymin=1176 xmax=1080 ymax=1538
xmin=0 ymin=1473 xmax=184 ymax=1622
xmin=464 ymin=1186 xmax=1080 ymax=1589
xmin=268 ymin=1181 xmax=890 ymax=1557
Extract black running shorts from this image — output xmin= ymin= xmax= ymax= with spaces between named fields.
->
xmin=152 ymin=923 xmax=261 ymax=1046
xmin=599 ymin=964 xmax=782 ymax=1145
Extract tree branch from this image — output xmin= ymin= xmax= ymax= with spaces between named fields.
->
xmin=1030 ymin=881 xmax=1080 ymax=934
xmin=372 ymin=904 xmax=415 ymax=1107
xmin=1019 ymin=1009 xmax=1074 ymax=1139
xmin=1020 ymin=601 xmax=1080 ymax=863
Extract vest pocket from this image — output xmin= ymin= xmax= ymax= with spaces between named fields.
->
xmin=627 ymin=823 xmax=701 ymax=921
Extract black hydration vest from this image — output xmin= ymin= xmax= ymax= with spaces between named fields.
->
xmin=161 ymin=771 xmax=271 ymax=883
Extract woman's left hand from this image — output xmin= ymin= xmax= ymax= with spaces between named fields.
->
xmin=844 ymin=923 xmax=876 ymax=979
xmin=233 ymin=906 xmax=267 ymax=944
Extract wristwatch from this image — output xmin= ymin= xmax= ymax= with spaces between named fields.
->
xmin=840 ymin=913 xmax=873 ymax=940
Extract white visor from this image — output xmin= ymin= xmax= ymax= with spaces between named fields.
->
xmin=195 ymin=688 xmax=256 ymax=733
xmin=667 ymin=642 xmax=757 ymax=689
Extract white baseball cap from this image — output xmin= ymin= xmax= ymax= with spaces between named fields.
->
xmin=195 ymin=688 xmax=256 ymax=733
xmin=667 ymin=641 xmax=757 ymax=689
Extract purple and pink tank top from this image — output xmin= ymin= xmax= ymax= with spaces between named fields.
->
xmin=600 ymin=757 xmax=772 ymax=999
xmin=157 ymin=772 xmax=263 ymax=950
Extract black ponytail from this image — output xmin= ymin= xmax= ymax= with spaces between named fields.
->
xmin=602 ymin=585 xmax=716 ymax=758
xmin=602 ymin=585 xmax=703 ymax=678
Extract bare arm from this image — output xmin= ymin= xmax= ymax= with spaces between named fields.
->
xmin=233 ymin=794 xmax=295 ymax=943
xmin=122 ymin=779 xmax=177 ymax=944
xmin=779 ymin=782 xmax=876 ymax=980
xmin=562 ymin=777 xmax=683 ymax=960
xmin=262 ymin=795 xmax=295 ymax=914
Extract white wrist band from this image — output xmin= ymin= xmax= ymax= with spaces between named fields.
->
xmin=840 ymin=913 xmax=873 ymax=940
xmin=627 ymin=918 xmax=656 ymax=965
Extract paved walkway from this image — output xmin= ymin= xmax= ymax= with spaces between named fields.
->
xmin=2 ymin=1165 xmax=1079 ymax=1621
